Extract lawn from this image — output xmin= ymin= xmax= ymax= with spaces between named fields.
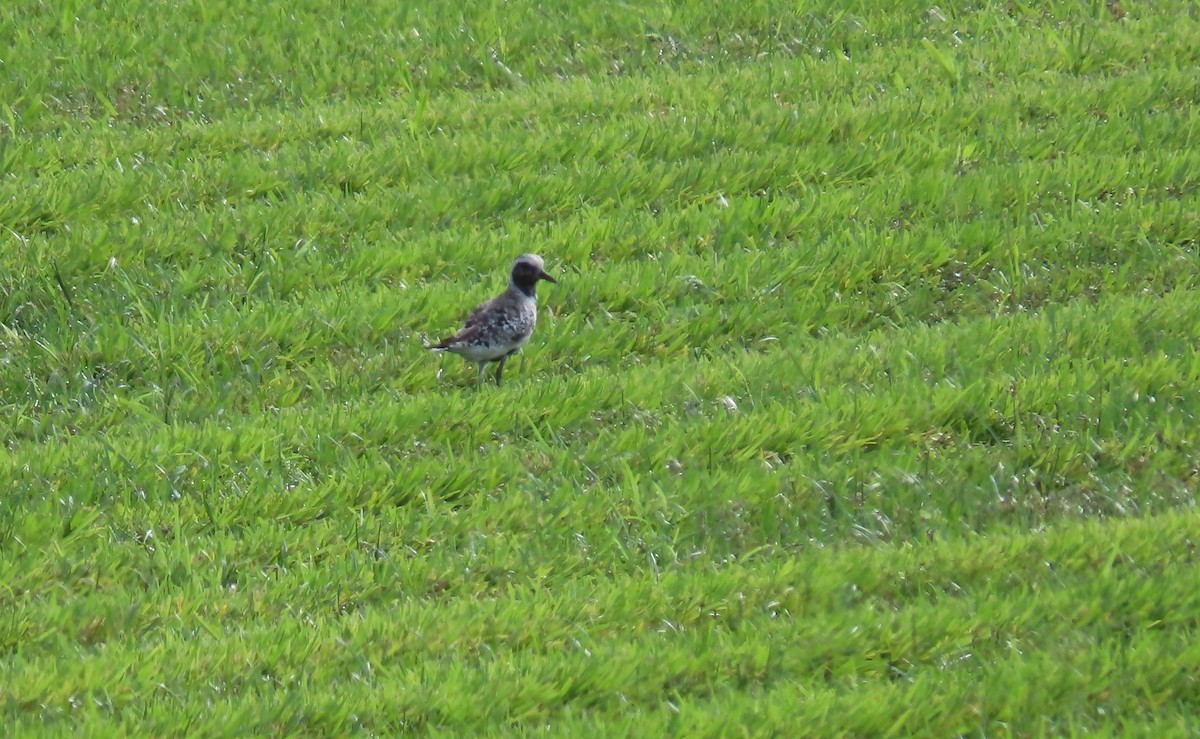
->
xmin=2 ymin=0 xmax=1199 ymax=734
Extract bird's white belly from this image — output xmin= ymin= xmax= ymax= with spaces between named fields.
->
xmin=452 ymin=334 xmax=529 ymax=362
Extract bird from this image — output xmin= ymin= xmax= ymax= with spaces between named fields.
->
xmin=430 ymin=253 xmax=557 ymax=385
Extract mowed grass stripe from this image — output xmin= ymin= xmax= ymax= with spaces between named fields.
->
xmin=4 ymin=288 xmax=1197 ymax=557
xmin=3 ymin=511 xmax=1197 ymax=733
xmin=6 ymin=39 xmax=1198 ymax=241
xmin=5 ymin=166 xmax=1198 ymax=436
xmin=7 ymin=282 xmax=1199 ymax=456
xmin=7 ymin=0 xmax=1193 ymax=134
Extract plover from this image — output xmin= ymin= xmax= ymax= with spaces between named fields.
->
xmin=431 ymin=253 xmax=557 ymax=385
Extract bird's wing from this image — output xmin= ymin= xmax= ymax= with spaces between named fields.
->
xmin=430 ymin=296 xmax=494 ymax=349
xmin=431 ymin=323 xmax=480 ymax=349
xmin=462 ymin=296 xmax=496 ymax=328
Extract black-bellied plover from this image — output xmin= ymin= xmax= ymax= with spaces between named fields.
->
xmin=431 ymin=254 xmax=556 ymax=385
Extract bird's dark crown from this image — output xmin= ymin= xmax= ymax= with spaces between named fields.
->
xmin=510 ymin=256 xmax=555 ymax=297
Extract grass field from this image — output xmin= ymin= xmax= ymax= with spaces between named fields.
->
xmin=3 ymin=0 xmax=1200 ymax=733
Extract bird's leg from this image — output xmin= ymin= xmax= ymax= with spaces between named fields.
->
xmin=476 ymin=362 xmax=487 ymax=386
xmin=494 ymin=356 xmax=507 ymax=385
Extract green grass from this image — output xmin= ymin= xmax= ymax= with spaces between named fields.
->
xmin=3 ymin=0 xmax=1200 ymax=733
